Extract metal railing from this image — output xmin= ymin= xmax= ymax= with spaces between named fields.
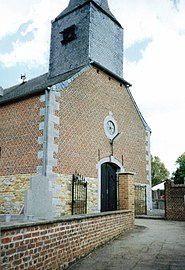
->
xmin=72 ymin=173 xmax=87 ymax=215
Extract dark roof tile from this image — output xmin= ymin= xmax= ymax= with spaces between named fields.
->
xmin=0 ymin=66 xmax=85 ymax=105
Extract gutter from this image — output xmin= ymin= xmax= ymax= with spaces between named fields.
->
xmin=90 ymin=61 xmax=132 ymax=87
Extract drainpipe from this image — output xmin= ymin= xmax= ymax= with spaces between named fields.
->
xmin=42 ymin=88 xmax=50 ymax=176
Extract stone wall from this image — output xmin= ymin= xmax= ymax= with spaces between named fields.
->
xmin=165 ymin=180 xmax=185 ymax=221
xmin=1 ymin=211 xmax=134 ymax=270
xmin=0 ymin=173 xmax=98 ymax=216
xmin=51 ymin=174 xmax=98 ymax=217
xmin=0 ymin=174 xmax=33 ymax=214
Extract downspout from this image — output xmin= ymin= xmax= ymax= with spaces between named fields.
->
xmin=42 ymin=88 xmax=50 ymax=176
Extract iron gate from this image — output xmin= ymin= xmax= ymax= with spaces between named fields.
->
xmin=72 ymin=173 xmax=87 ymax=215
xmin=135 ymin=185 xmax=147 ymax=215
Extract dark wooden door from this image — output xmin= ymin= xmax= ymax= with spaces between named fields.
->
xmin=101 ymin=163 xmax=118 ymax=212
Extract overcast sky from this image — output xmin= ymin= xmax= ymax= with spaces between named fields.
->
xmin=0 ymin=0 xmax=185 ymax=174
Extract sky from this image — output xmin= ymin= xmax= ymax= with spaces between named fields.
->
xmin=0 ymin=0 xmax=185 ymax=175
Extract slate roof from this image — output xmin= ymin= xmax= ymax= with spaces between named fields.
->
xmin=0 ymin=66 xmax=85 ymax=105
xmin=0 ymin=63 xmax=151 ymax=132
xmin=0 ymin=63 xmax=131 ymax=105
xmin=55 ymin=0 xmax=119 ymax=26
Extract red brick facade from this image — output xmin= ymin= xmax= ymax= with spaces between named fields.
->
xmin=0 ymin=0 xmax=151 ymax=218
xmin=55 ymin=67 xmax=148 ymax=184
xmin=0 ymin=96 xmax=43 ymax=176
xmin=0 ymin=67 xmax=151 ymax=215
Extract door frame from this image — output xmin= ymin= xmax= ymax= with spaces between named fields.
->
xmin=96 ymin=157 xmax=124 ymax=212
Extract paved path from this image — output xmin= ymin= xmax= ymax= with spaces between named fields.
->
xmin=68 ymin=219 xmax=185 ymax=270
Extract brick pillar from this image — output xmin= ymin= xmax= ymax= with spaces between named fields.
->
xmin=165 ymin=180 xmax=185 ymax=221
xmin=118 ymin=172 xmax=135 ymax=214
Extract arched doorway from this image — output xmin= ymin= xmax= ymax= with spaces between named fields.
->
xmin=101 ymin=162 xmax=119 ymax=212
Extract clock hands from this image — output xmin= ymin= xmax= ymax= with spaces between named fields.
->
xmin=107 ymin=120 xmax=115 ymax=135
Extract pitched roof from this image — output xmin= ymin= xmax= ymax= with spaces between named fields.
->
xmin=0 ymin=63 xmax=151 ymax=132
xmin=0 ymin=63 xmax=131 ymax=105
xmin=152 ymin=182 xmax=165 ymax=191
xmin=55 ymin=0 xmax=119 ymax=26
xmin=0 ymin=66 xmax=85 ymax=105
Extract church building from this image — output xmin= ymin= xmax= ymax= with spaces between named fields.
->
xmin=0 ymin=0 xmax=152 ymax=217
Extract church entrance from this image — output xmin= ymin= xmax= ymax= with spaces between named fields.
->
xmin=101 ymin=162 xmax=119 ymax=212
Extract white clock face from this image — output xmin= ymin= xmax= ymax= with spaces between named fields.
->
xmin=104 ymin=112 xmax=118 ymax=139
xmin=106 ymin=120 xmax=115 ymax=135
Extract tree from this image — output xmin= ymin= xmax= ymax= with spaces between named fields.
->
xmin=151 ymin=155 xmax=170 ymax=187
xmin=173 ymin=152 xmax=185 ymax=184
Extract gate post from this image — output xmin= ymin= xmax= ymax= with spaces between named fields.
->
xmin=118 ymin=172 xmax=135 ymax=215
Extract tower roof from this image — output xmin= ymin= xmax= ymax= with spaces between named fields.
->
xmin=55 ymin=0 xmax=116 ymax=22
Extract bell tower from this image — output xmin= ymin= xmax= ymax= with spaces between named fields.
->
xmin=49 ymin=0 xmax=124 ymax=78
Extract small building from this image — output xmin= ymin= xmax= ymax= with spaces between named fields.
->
xmin=152 ymin=182 xmax=165 ymax=199
xmin=0 ymin=0 xmax=152 ymax=218
xmin=152 ymin=182 xmax=165 ymax=210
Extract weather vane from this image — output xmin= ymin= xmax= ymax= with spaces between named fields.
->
xmin=0 ymin=86 xmax=3 ymax=96
xmin=21 ymin=74 xmax=26 ymax=83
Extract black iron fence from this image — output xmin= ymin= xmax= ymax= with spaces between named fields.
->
xmin=72 ymin=173 xmax=87 ymax=215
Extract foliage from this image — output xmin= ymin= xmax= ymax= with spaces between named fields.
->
xmin=173 ymin=152 xmax=185 ymax=184
xmin=151 ymin=155 xmax=170 ymax=187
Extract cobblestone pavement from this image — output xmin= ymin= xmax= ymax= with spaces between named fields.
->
xmin=68 ymin=219 xmax=185 ymax=270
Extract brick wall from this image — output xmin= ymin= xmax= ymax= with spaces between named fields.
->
xmin=0 ymin=67 xmax=149 ymax=215
xmin=0 ymin=96 xmax=43 ymax=176
xmin=1 ymin=211 xmax=134 ymax=270
xmin=119 ymin=172 xmax=135 ymax=215
xmin=55 ymin=67 xmax=148 ymax=184
xmin=0 ymin=95 xmax=43 ymax=214
xmin=165 ymin=180 xmax=185 ymax=221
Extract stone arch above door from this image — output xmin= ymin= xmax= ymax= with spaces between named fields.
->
xmin=96 ymin=157 xmax=124 ymax=172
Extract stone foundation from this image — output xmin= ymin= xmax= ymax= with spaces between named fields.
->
xmin=51 ymin=174 xmax=99 ymax=217
xmin=0 ymin=173 xmax=99 ymax=216
xmin=0 ymin=174 xmax=34 ymax=214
